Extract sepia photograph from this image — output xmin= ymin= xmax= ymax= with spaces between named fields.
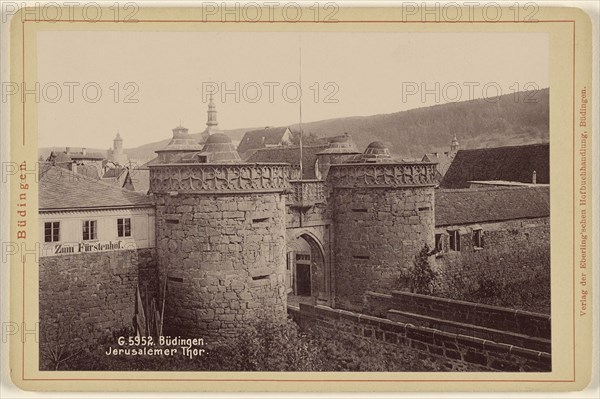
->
xmin=35 ymin=28 xmax=552 ymax=373
xmin=3 ymin=3 xmax=595 ymax=394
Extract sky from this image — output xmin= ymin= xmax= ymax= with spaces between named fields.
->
xmin=36 ymin=31 xmax=549 ymax=148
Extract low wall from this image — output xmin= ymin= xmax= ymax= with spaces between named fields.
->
xmin=291 ymin=303 xmax=551 ymax=372
xmin=365 ymin=291 xmax=551 ymax=340
xmin=386 ymin=310 xmax=550 ymax=353
xmin=39 ymin=248 xmax=158 ymax=355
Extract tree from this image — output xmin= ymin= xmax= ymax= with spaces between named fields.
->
xmin=410 ymin=244 xmax=437 ymax=295
xmin=289 ymin=130 xmax=321 ymax=146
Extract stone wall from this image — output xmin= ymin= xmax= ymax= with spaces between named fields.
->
xmin=286 ymin=203 xmax=330 ymax=229
xmin=332 ymin=186 xmax=435 ymax=311
xmin=290 ymin=303 xmax=551 ymax=372
xmin=434 ymin=217 xmax=550 ymax=312
xmin=154 ymin=192 xmax=288 ymax=340
xmin=39 ymin=248 xmax=157 ymax=348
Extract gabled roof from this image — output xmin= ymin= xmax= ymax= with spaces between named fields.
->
xmin=237 ymin=126 xmax=291 ymax=154
xmin=245 ymin=144 xmax=328 ymax=179
xmin=48 ymin=150 xmax=104 ymax=162
xmin=39 ymin=165 xmax=153 ymax=212
xmin=129 ymin=168 xmax=150 ymax=194
xmin=101 ymin=166 xmax=133 ymax=190
xmin=440 ymin=144 xmax=549 ymax=189
xmin=74 ymin=164 xmax=101 ymax=180
xmin=102 ymin=166 xmax=127 ymax=179
xmin=435 ymin=186 xmax=549 ymax=227
xmin=422 ymin=152 xmax=456 ymax=177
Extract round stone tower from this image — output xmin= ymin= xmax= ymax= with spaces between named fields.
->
xmin=149 ymin=132 xmax=289 ymax=340
xmin=327 ymin=141 xmax=437 ymax=311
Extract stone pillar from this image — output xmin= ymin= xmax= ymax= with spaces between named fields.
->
xmin=149 ymin=163 xmax=290 ymax=340
xmin=327 ymin=162 xmax=437 ymax=311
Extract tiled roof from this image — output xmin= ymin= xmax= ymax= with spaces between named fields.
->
xmin=440 ymin=144 xmax=549 ymax=189
xmin=237 ymin=127 xmax=291 ymax=154
xmin=39 ymin=165 xmax=153 ymax=211
xmin=245 ymin=144 xmax=328 ymax=179
xmin=435 ymin=186 xmax=550 ymax=226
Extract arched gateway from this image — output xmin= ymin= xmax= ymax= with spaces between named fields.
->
xmin=285 ymin=227 xmax=332 ymax=307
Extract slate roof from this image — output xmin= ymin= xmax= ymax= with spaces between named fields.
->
xmin=440 ymin=144 xmax=549 ymax=189
xmin=435 ymin=186 xmax=550 ymax=226
xmin=190 ymin=133 xmax=242 ymax=163
xmin=237 ymin=127 xmax=291 ymax=155
xmin=245 ymin=144 xmax=328 ymax=179
xmin=156 ymin=126 xmax=204 ymax=153
xmin=139 ymin=157 xmax=160 ymax=168
xmin=39 ymin=165 xmax=153 ymax=211
xmin=130 ymin=168 xmax=150 ymax=194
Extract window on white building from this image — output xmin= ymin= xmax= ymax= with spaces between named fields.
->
xmin=44 ymin=222 xmax=60 ymax=242
xmin=448 ymin=229 xmax=461 ymax=251
xmin=117 ymin=218 xmax=131 ymax=237
xmin=83 ymin=220 xmax=97 ymax=241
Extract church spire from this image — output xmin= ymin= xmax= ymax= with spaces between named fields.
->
xmin=206 ymin=92 xmax=218 ymax=128
xmin=450 ymin=134 xmax=459 ymax=152
xmin=201 ymin=92 xmax=221 ymax=141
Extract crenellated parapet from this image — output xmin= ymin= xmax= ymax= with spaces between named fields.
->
xmin=149 ymin=163 xmax=290 ymax=194
xmin=327 ymin=162 xmax=437 ymax=188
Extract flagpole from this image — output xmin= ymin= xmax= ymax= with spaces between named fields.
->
xmin=299 ymin=42 xmax=303 ymax=179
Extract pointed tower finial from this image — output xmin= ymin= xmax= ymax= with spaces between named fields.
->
xmin=451 ymin=134 xmax=459 ymax=152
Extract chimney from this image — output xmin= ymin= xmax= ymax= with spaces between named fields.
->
xmin=82 ymin=147 xmax=87 ymax=155
xmin=65 ymin=147 xmax=71 ymax=154
xmin=532 ymin=170 xmax=537 ymax=184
